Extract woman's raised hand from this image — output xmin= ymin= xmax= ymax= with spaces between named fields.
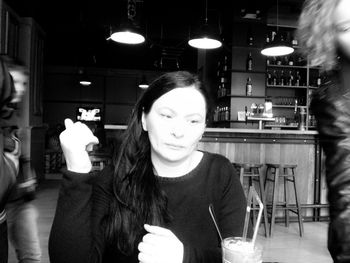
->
xmin=138 ymin=224 xmax=184 ymax=263
xmin=59 ymin=118 xmax=99 ymax=173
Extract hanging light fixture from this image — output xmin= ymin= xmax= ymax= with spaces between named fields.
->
xmin=78 ymin=68 xmax=92 ymax=86
xmin=261 ymin=0 xmax=294 ymax=56
xmin=107 ymin=0 xmax=145 ymax=45
xmin=138 ymin=75 xmax=149 ymax=89
xmin=188 ymin=0 xmax=222 ymax=49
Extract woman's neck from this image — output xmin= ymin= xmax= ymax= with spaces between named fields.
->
xmin=152 ymin=151 xmax=203 ymax=178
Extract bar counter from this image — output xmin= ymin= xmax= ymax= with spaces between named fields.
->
xmin=105 ymin=125 xmax=327 ymax=221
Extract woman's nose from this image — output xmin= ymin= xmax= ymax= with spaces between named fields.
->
xmin=170 ymin=120 xmax=185 ymax=138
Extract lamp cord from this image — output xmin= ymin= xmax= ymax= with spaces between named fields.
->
xmin=276 ymin=0 xmax=279 ymax=32
xmin=205 ymin=0 xmax=208 ymax=24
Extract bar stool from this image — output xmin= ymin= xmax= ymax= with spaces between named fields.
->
xmin=265 ymin=163 xmax=304 ymax=237
xmin=233 ymin=163 xmax=269 ymax=237
xmin=89 ymin=152 xmax=112 ymax=172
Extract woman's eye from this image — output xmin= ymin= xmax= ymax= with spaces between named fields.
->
xmin=160 ymin=113 xmax=172 ymax=118
xmin=336 ymin=25 xmax=350 ymax=32
xmin=189 ymin=119 xmax=200 ymax=124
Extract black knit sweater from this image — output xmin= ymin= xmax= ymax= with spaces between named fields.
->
xmin=49 ymin=151 xmax=247 ymax=263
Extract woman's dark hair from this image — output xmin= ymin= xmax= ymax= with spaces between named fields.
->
xmin=105 ymin=71 xmax=209 ymax=255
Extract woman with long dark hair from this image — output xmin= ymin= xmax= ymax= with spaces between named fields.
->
xmin=298 ymin=1 xmax=350 ymax=262
xmin=49 ymin=71 xmax=247 ymax=263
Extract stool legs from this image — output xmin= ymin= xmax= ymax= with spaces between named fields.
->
xmin=257 ymin=168 xmax=270 ymax=238
xmin=291 ymin=169 xmax=304 ymax=236
xmin=265 ymin=165 xmax=304 ymax=237
xmin=284 ymin=172 xmax=289 ymax=227
xmin=270 ymin=167 xmax=280 ymax=237
xmin=234 ymin=163 xmax=269 ymax=237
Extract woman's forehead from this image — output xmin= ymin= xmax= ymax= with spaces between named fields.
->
xmin=152 ymin=87 xmax=206 ymax=111
xmin=334 ymin=0 xmax=350 ymax=24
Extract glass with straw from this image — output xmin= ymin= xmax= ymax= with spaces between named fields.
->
xmin=221 ymin=186 xmax=263 ymax=263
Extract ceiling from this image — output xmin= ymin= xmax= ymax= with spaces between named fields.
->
xmin=7 ymin=0 xmax=305 ymax=71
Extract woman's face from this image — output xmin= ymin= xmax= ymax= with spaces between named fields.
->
xmin=142 ymin=86 xmax=206 ymax=165
xmin=9 ymin=70 xmax=27 ymax=103
xmin=335 ymin=0 xmax=350 ymax=58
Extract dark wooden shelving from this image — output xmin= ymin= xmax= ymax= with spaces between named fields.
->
xmin=266 ymin=64 xmax=308 ymax=69
xmin=266 ymin=84 xmax=308 ymax=89
xmin=230 ymin=95 xmax=266 ymax=99
xmin=230 ymin=69 xmax=266 ymax=74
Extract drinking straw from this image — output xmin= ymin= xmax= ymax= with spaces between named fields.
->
xmin=251 ymin=187 xmax=264 ymax=247
xmin=209 ymin=203 xmax=223 ymax=242
xmin=242 ymin=187 xmax=253 ymax=241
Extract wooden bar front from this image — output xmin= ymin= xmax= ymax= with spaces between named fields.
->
xmin=105 ymin=126 xmax=328 ymax=221
xmin=198 ymin=128 xmax=327 ymax=221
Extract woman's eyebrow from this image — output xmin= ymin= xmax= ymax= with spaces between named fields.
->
xmin=335 ymin=20 xmax=350 ymax=27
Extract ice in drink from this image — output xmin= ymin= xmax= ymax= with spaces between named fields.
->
xmin=222 ymin=237 xmax=262 ymax=263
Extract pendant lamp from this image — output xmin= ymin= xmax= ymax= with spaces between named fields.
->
xmin=188 ymin=0 xmax=222 ymax=49
xmin=261 ymin=0 xmax=294 ymax=56
xmin=78 ymin=69 xmax=92 ymax=86
xmin=107 ymin=0 xmax=145 ymax=45
xmin=138 ymin=75 xmax=149 ymax=89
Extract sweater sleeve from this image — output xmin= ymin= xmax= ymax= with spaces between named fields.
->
xmin=48 ymin=169 xmax=95 ymax=263
xmin=182 ymin=156 xmax=248 ymax=263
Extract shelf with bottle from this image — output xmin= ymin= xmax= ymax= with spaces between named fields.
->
xmin=266 ymin=54 xmax=307 ymax=68
xmin=215 ymin=53 xmax=232 ymax=100
xmin=266 ymin=65 xmax=309 ymax=86
xmin=265 ymin=26 xmax=299 ymax=48
xmin=212 ymin=105 xmax=231 ymax=123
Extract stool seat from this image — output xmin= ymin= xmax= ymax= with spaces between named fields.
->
xmin=265 ymin=163 xmax=304 ymax=237
xmin=265 ymin=163 xmax=297 ymax=169
xmin=232 ymin=162 xmax=269 ymax=237
xmin=234 ymin=163 xmax=263 ymax=168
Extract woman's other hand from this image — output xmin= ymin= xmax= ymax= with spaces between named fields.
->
xmin=138 ymin=224 xmax=184 ymax=263
xmin=59 ymin=118 xmax=99 ymax=173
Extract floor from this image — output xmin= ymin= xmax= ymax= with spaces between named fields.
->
xmin=8 ymin=179 xmax=333 ymax=263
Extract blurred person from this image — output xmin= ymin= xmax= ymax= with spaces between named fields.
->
xmin=297 ymin=0 xmax=350 ymax=262
xmin=49 ymin=71 xmax=248 ymax=263
xmin=4 ymin=57 xmax=41 ymax=263
xmin=0 ymin=57 xmax=20 ymax=263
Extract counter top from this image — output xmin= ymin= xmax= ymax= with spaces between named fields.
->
xmin=104 ymin=124 xmax=318 ymax=135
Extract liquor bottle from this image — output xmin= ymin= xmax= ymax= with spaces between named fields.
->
xmin=246 ymin=52 xmax=253 ymax=71
xmin=216 ymin=61 xmax=221 ymax=78
xmin=220 ymin=71 xmax=228 ymax=85
xmin=280 ymin=70 xmax=286 ymax=86
xmin=223 ymin=55 xmax=228 ymax=72
xmin=246 ymin=77 xmax=252 ymax=96
xmin=221 ymin=83 xmax=227 ymax=97
xmin=256 ymin=9 xmax=261 ymax=19
xmin=217 ymin=84 xmax=222 ymax=98
xmin=213 ymin=106 xmax=219 ymax=122
xmin=288 ymin=55 xmax=294 ymax=66
xmin=247 ymin=27 xmax=253 ymax=46
xmin=291 ymin=32 xmax=298 ymax=47
xmin=283 ymin=56 xmax=289 ymax=65
xmin=240 ymin=8 xmax=246 ymax=18
xmin=272 ymin=70 xmax=277 ymax=86
xmin=271 ymin=31 xmax=276 ymax=42
xmin=271 ymin=56 xmax=277 ymax=65
xmin=276 ymin=56 xmax=282 ymax=65
xmin=295 ymin=71 xmax=301 ymax=86
xmin=224 ymin=106 xmax=230 ymax=121
xmin=288 ymin=70 xmax=294 ymax=86
xmin=316 ymin=72 xmax=322 ymax=87
xmin=267 ymin=72 xmax=272 ymax=85
xmin=266 ymin=57 xmax=270 ymax=66
xmin=297 ymin=56 xmax=304 ymax=66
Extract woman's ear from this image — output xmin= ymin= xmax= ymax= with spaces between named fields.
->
xmin=141 ymin=112 xmax=147 ymax=131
